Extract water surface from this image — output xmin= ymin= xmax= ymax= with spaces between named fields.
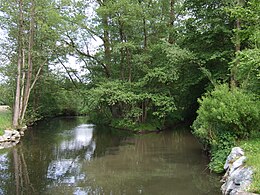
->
xmin=0 ymin=117 xmax=221 ymax=195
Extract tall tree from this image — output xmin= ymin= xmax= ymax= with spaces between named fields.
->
xmin=13 ymin=0 xmax=24 ymax=127
xmin=1 ymin=0 xmax=77 ymax=126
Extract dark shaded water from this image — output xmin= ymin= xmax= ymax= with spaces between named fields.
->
xmin=0 ymin=117 xmax=221 ymax=195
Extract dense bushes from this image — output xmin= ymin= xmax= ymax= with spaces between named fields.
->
xmin=83 ymin=80 xmax=176 ymax=130
xmin=192 ymin=84 xmax=260 ymax=173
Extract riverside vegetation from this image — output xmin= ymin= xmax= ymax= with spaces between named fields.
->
xmin=0 ymin=0 xmax=259 ymax=193
xmin=0 ymin=107 xmax=11 ymax=136
xmin=240 ymin=136 xmax=260 ymax=193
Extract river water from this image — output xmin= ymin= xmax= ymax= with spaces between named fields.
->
xmin=0 ymin=117 xmax=221 ymax=195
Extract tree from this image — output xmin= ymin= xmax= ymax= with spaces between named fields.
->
xmin=77 ymin=0 xmax=201 ymax=129
xmin=228 ymin=0 xmax=260 ymax=93
xmin=0 ymin=0 xmax=82 ymax=127
xmin=191 ymin=0 xmax=260 ymax=173
xmin=182 ymin=0 xmax=234 ymax=83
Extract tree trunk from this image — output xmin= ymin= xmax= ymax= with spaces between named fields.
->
xmin=13 ymin=0 xmax=24 ymax=128
xmin=168 ymin=0 xmax=175 ymax=44
xmin=21 ymin=0 xmax=35 ymax=121
xmin=138 ymin=0 xmax=148 ymax=49
xmin=143 ymin=18 xmax=148 ymax=49
xmin=119 ymin=19 xmax=126 ymax=81
xmin=13 ymin=54 xmax=21 ymax=128
xmin=103 ymin=15 xmax=111 ymax=78
xmin=230 ymin=0 xmax=244 ymax=88
xmin=19 ymin=49 xmax=26 ymax=118
xmin=126 ymin=47 xmax=132 ymax=82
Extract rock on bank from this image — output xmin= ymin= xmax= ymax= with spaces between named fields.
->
xmin=221 ymin=147 xmax=257 ymax=195
xmin=0 ymin=127 xmax=26 ymax=149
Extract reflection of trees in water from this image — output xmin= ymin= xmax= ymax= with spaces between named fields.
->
xmin=1 ymin=147 xmax=35 ymax=195
xmin=12 ymin=147 xmax=35 ymax=195
xmin=190 ymin=170 xmax=221 ymax=195
xmin=0 ymin=122 xmax=221 ymax=194
xmin=92 ymin=126 xmax=132 ymax=157
xmin=0 ymin=152 xmax=10 ymax=195
xmin=45 ymin=124 xmax=96 ymax=194
xmin=80 ymin=128 xmax=220 ymax=194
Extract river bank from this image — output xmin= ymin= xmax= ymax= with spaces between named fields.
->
xmin=0 ymin=106 xmax=27 ymax=149
xmin=239 ymin=138 xmax=260 ymax=194
xmin=221 ymin=146 xmax=260 ymax=195
xmin=0 ymin=106 xmax=11 ymax=136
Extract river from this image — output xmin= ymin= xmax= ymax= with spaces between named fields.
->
xmin=0 ymin=117 xmax=221 ymax=195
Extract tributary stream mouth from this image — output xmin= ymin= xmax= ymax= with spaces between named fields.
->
xmin=0 ymin=117 xmax=221 ymax=195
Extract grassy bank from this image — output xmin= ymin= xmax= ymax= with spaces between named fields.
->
xmin=239 ymin=136 xmax=260 ymax=194
xmin=0 ymin=107 xmax=12 ymax=135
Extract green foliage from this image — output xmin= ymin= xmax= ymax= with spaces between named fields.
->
xmin=226 ymin=0 xmax=260 ymax=48
xmin=0 ymin=82 xmax=13 ymax=107
xmin=25 ymin=74 xmax=84 ymax=122
xmin=231 ymin=49 xmax=260 ymax=94
xmin=111 ymin=118 xmax=162 ymax=132
xmin=192 ymin=84 xmax=260 ymax=172
xmin=0 ymin=109 xmax=12 ymax=135
xmin=240 ymin=136 xmax=260 ymax=193
xmin=182 ymin=0 xmax=234 ymax=82
xmin=193 ymin=84 xmax=260 ymax=141
xmin=209 ymin=131 xmax=236 ymax=173
xmin=83 ymin=80 xmax=176 ymax=130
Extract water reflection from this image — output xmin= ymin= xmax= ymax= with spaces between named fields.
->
xmin=0 ymin=117 xmax=221 ymax=195
xmin=59 ymin=124 xmax=95 ymax=151
xmin=0 ymin=152 xmax=9 ymax=195
xmin=47 ymin=123 xmax=96 ymax=189
xmin=80 ymin=131 xmax=220 ymax=195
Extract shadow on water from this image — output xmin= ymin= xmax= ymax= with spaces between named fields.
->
xmin=0 ymin=117 xmax=221 ymax=195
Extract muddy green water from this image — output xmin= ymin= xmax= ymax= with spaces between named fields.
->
xmin=0 ymin=117 xmax=221 ymax=195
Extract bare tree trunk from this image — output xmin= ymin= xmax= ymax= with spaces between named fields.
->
xmin=19 ymin=49 xmax=26 ymax=118
xmin=97 ymin=0 xmax=111 ymax=78
xmin=119 ymin=19 xmax=126 ymax=81
xmin=21 ymin=0 xmax=35 ymax=121
xmin=13 ymin=0 xmax=24 ymax=128
xmin=103 ymin=15 xmax=111 ymax=78
xmin=13 ymin=54 xmax=21 ymax=128
xmin=143 ymin=18 xmax=147 ymax=49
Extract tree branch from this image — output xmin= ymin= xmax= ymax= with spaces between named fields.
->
xmin=64 ymin=34 xmax=110 ymax=77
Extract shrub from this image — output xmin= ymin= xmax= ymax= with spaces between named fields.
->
xmin=192 ymin=84 xmax=260 ymax=172
xmin=209 ymin=131 xmax=236 ymax=173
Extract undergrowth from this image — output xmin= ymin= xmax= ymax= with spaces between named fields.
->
xmin=0 ymin=109 xmax=12 ymax=135
xmin=240 ymin=134 xmax=260 ymax=194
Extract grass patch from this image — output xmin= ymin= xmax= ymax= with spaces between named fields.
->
xmin=240 ymin=136 xmax=260 ymax=194
xmin=0 ymin=109 xmax=12 ymax=135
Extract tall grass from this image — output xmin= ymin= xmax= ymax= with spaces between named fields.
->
xmin=240 ymin=137 xmax=260 ymax=194
xmin=0 ymin=109 xmax=12 ymax=135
